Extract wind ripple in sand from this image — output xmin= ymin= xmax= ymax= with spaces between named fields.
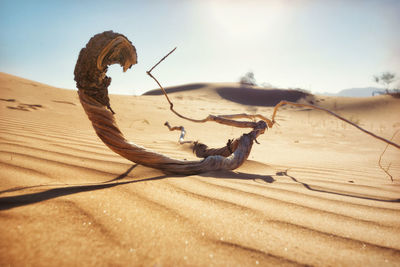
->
xmin=1 ymin=74 xmax=400 ymax=266
xmin=1 ymin=121 xmax=400 ymax=266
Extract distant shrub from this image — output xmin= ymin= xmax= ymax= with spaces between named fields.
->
xmin=239 ymin=71 xmax=257 ymax=86
xmin=373 ymin=72 xmax=398 ymax=97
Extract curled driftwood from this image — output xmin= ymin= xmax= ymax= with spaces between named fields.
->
xmin=74 ymin=31 xmax=266 ymax=175
xmin=75 ymin=31 xmax=399 ymax=179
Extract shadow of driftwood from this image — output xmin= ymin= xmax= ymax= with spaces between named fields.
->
xmin=0 ymin=165 xmax=140 ymax=196
xmin=276 ymin=170 xmax=400 ymax=203
xmin=0 ymin=165 xmax=168 ymax=211
xmin=201 ymin=170 xmax=275 ymax=184
xmin=102 ymin=164 xmax=139 ymax=183
xmin=0 ymin=165 xmax=277 ymax=211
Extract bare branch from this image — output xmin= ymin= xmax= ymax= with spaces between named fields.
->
xmin=378 ymin=130 xmax=399 ymax=181
xmin=146 ymin=50 xmax=270 ymax=129
xmin=148 ymin=47 xmax=177 ymax=74
xmin=218 ymin=113 xmax=273 ymax=128
xmin=271 ymin=101 xmax=400 ymax=150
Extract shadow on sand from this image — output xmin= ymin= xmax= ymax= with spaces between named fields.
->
xmin=276 ymin=170 xmax=400 ymax=203
xmin=200 ymin=170 xmax=275 ymax=184
xmin=0 ymin=165 xmax=168 ymax=211
xmin=1 ymin=165 xmax=398 ymax=211
xmin=0 ymin=165 xmax=274 ymax=211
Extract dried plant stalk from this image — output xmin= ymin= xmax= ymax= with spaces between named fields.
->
xmin=270 ymin=101 xmax=400 ymax=150
xmin=74 ymin=31 xmax=266 ymax=175
xmin=378 ymin=130 xmax=399 ymax=181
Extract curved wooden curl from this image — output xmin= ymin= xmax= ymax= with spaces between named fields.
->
xmin=75 ymin=31 xmax=399 ymax=179
xmin=74 ymin=31 xmax=266 ymax=175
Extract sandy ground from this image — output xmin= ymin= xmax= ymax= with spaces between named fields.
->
xmin=0 ymin=72 xmax=400 ymax=266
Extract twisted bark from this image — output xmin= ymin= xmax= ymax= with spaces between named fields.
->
xmin=74 ymin=31 xmax=266 ymax=175
xmin=74 ymin=31 xmax=397 ymax=179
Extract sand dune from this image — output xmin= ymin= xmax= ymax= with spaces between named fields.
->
xmin=145 ymin=83 xmax=313 ymax=107
xmin=1 ymin=72 xmax=400 ymax=266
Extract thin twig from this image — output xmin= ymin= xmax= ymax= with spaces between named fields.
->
xmin=271 ymin=101 xmax=400 ymax=150
xmin=378 ymin=130 xmax=399 ymax=181
xmin=148 ymin=47 xmax=177 ymax=74
xmin=218 ymin=113 xmax=273 ymax=128
xmin=164 ymin=121 xmax=184 ymax=132
xmin=146 ymin=48 xmax=266 ymax=129
xmin=164 ymin=121 xmax=192 ymax=144
xmin=146 ymin=47 xmax=202 ymax=121
xmin=146 ymin=47 xmax=176 ymax=108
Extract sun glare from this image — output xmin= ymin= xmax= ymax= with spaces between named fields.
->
xmin=207 ymin=1 xmax=286 ymax=39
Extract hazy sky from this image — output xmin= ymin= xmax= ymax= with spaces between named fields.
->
xmin=0 ymin=0 xmax=399 ymax=95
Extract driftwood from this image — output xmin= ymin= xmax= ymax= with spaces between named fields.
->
xmin=75 ymin=31 xmax=399 ymax=178
xmin=74 ymin=31 xmax=266 ymax=175
xmin=163 ymin=121 xmax=239 ymax=158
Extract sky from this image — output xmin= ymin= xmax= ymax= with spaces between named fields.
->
xmin=0 ymin=0 xmax=399 ymax=95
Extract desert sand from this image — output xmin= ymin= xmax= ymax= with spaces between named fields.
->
xmin=0 ymin=72 xmax=399 ymax=266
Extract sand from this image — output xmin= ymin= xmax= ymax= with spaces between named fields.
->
xmin=0 ymin=72 xmax=399 ymax=266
